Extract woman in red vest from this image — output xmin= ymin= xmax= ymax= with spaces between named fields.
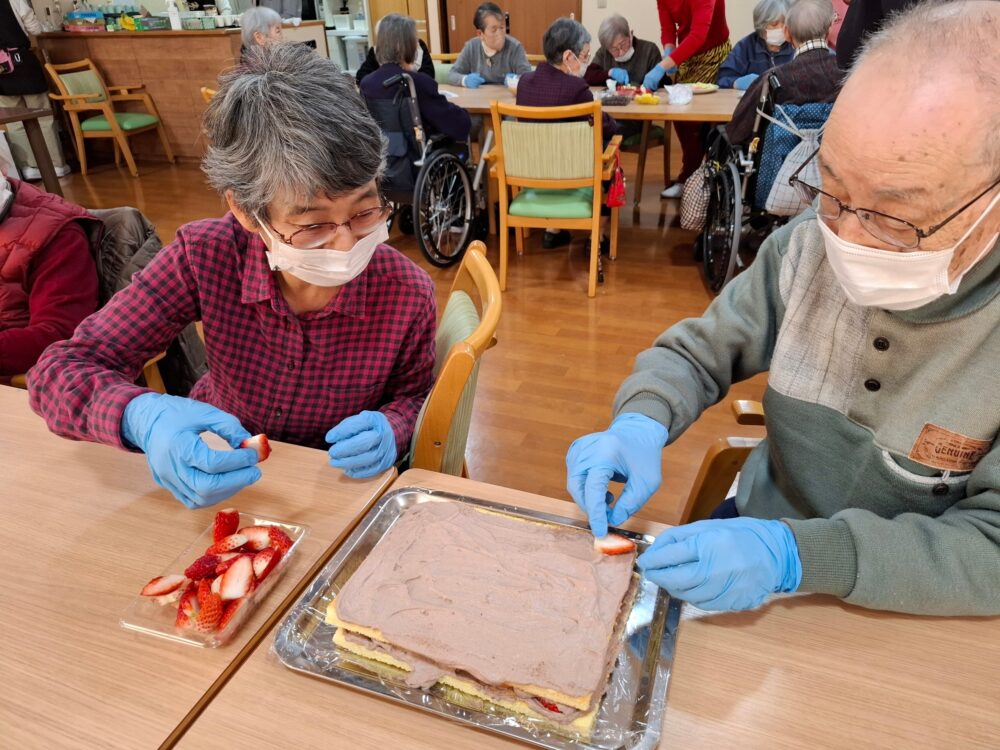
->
xmin=644 ymin=0 xmax=731 ymax=198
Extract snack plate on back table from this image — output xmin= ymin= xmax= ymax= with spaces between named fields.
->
xmin=271 ymin=487 xmax=681 ymax=750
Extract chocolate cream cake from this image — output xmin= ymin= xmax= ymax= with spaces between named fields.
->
xmin=326 ymin=501 xmax=638 ymax=736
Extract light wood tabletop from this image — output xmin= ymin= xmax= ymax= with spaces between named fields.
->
xmin=173 ymin=468 xmax=1000 ymax=749
xmin=439 ymin=84 xmax=742 ymax=122
xmin=0 ymin=384 xmax=395 ymax=749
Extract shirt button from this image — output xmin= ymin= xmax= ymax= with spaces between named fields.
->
xmin=873 ymin=337 xmax=890 ymax=351
xmin=274 ymin=407 xmax=283 ymax=417
xmin=287 ymin=360 xmax=296 ymax=371
xmin=864 ymin=378 xmax=881 ymax=392
xmin=932 ymin=483 xmax=949 ymax=496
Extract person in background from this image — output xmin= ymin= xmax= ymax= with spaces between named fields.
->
xmin=356 ymin=16 xmax=435 ymax=85
xmin=0 ymin=177 xmax=99 ymax=383
xmin=0 ymin=0 xmax=71 ymax=180
xmin=447 ymin=2 xmax=532 ymax=88
xmin=827 ymin=0 xmax=848 ymax=48
xmin=257 ymin=0 xmax=301 ymax=19
xmin=516 ymin=18 xmax=618 ymax=251
xmin=240 ymin=6 xmax=283 ymax=55
xmin=835 ymin=0 xmax=917 ymax=68
xmin=584 ymin=13 xmax=664 ymax=87
xmin=717 ymin=0 xmax=794 ymax=90
xmin=646 ymin=0 xmax=732 ymax=199
xmin=29 ymin=44 xmax=437 ymax=509
xmin=726 ymin=0 xmax=840 ymax=146
xmin=360 ymin=14 xmax=470 ymax=142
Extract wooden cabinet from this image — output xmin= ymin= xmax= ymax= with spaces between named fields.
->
xmin=369 ymin=0 xmax=430 ymax=44
xmin=443 ymin=0 xmax=581 ymax=55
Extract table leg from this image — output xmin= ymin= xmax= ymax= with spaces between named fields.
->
xmin=23 ymin=118 xmax=62 ymax=197
xmin=663 ymin=123 xmax=672 ymax=187
xmin=633 ymin=120 xmax=650 ymax=208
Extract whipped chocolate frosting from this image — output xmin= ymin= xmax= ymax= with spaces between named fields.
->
xmin=334 ymin=501 xmax=636 ymax=699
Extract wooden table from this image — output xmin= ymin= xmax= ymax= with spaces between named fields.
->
xmin=0 ymin=106 xmax=63 ymax=196
xmin=0 ymin=384 xmax=395 ymax=749
xmin=173 ymin=468 xmax=1000 ymax=749
xmin=440 ymin=85 xmax=742 ymax=206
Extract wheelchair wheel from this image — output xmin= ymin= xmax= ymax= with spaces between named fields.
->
xmin=702 ymin=161 xmax=743 ymax=294
xmin=414 ymin=150 xmax=474 ymax=267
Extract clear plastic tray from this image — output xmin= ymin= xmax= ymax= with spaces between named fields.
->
xmin=120 ymin=512 xmax=308 ymax=648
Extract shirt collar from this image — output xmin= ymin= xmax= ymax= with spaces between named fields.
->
xmin=794 ymin=38 xmax=829 ymax=58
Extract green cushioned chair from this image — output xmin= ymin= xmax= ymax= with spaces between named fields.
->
xmin=434 ymin=63 xmax=453 ymax=85
xmin=45 ymin=58 xmax=175 ymax=177
xmin=409 ymin=242 xmax=502 ymax=476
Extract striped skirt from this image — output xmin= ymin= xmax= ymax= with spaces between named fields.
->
xmin=676 ymin=41 xmax=733 ymax=84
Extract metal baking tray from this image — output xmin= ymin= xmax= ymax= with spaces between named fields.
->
xmin=272 ymin=487 xmax=681 ymax=749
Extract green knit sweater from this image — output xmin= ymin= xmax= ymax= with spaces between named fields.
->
xmin=614 ymin=212 xmax=1000 ymax=615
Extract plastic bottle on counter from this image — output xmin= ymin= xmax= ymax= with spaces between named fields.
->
xmin=166 ymin=0 xmax=182 ymax=29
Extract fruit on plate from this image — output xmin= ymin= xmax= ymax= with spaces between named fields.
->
xmin=140 ymin=574 xmax=187 ymax=597
xmin=213 ymin=507 xmax=240 ymax=542
xmin=240 ymin=434 xmax=271 ymax=462
xmin=219 ymin=554 xmax=255 ymax=601
xmin=593 ymin=533 xmax=637 ymax=555
xmin=184 ymin=554 xmax=220 ymax=580
xmin=635 ymin=93 xmax=661 ymax=104
xmin=252 ymin=547 xmax=282 ymax=582
xmin=239 ymin=525 xmax=272 ymax=552
xmin=691 ymin=82 xmax=718 ymax=93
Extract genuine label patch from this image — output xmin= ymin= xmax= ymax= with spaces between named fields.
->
xmin=909 ymin=423 xmax=991 ymax=472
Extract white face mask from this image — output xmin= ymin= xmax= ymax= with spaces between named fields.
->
xmin=258 ymin=218 xmax=388 ymax=288
xmin=569 ymin=52 xmax=587 ymax=77
xmin=817 ymin=191 xmax=1000 ymax=311
xmin=411 ymin=44 xmax=423 ymax=71
xmin=613 ymin=42 xmax=634 ymax=63
xmin=765 ymin=27 xmax=786 ymax=46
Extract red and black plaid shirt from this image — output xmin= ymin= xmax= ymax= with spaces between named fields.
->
xmin=28 ymin=214 xmax=437 ymax=455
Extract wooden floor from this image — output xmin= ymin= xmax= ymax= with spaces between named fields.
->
xmin=55 ymin=151 xmax=766 ymax=527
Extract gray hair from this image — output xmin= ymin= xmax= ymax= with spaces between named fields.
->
xmin=542 ymin=17 xmax=590 ymax=66
xmin=753 ymin=0 xmax=790 ymax=33
xmin=202 ymin=43 xmax=385 ymax=223
xmin=785 ymin=0 xmax=835 ymax=43
xmin=240 ymin=7 xmax=282 ymax=48
xmin=375 ymin=13 xmax=417 ymax=65
xmin=473 ymin=2 xmax=504 ymax=31
xmin=597 ymin=13 xmax=630 ymax=50
xmin=851 ymin=0 xmax=1000 ymax=172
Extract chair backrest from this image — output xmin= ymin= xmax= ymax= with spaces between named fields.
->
xmin=363 ymin=91 xmax=422 ymax=199
xmin=200 ymin=87 xmax=216 ymax=103
xmin=433 ymin=63 xmax=452 ymax=85
xmin=678 ymin=436 xmax=762 ymax=523
xmin=409 ymin=241 xmax=502 ymax=475
xmin=45 ymin=59 xmax=109 ymax=104
xmin=489 ymin=100 xmax=603 ymax=189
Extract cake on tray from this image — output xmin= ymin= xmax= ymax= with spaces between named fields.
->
xmin=326 ymin=501 xmax=638 ymax=736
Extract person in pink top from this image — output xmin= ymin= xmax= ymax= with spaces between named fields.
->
xmin=828 ymin=0 xmax=849 ymax=47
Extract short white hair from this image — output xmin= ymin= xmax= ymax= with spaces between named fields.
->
xmin=785 ymin=0 xmax=834 ymax=43
xmin=241 ymin=7 xmax=282 ymax=47
xmin=753 ymin=0 xmax=790 ymax=33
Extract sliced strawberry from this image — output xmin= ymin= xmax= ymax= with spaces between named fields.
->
xmin=593 ymin=533 xmax=637 ymax=556
xmin=194 ymin=591 xmax=223 ymax=633
xmin=238 ymin=526 xmax=272 ymax=552
xmin=536 ymin=698 xmax=562 ymax=713
xmin=140 ymin=573 xmax=187 ymax=597
xmin=240 ymin=434 xmax=271 ymax=462
xmin=184 ymin=554 xmax=220 ymax=580
xmin=211 ymin=574 xmax=222 ymax=595
xmin=213 ymin=508 xmax=240 ymax=543
xmin=267 ymin=526 xmax=293 ymax=555
xmin=218 ymin=597 xmax=248 ymax=631
xmin=219 ymin=554 xmax=255 ymax=601
xmin=197 ymin=579 xmax=214 ymax=608
xmin=214 ymin=552 xmax=242 ymax=575
xmin=252 ymin=547 xmax=281 ymax=582
xmin=175 ymin=585 xmax=199 ymax=629
xmin=206 ymin=533 xmax=248 ymax=555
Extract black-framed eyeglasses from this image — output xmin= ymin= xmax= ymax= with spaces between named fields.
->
xmin=264 ymin=203 xmax=391 ymax=249
xmin=788 ymin=149 xmax=1000 ymax=250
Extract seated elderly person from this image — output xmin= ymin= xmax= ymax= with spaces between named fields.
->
xmin=360 ymin=14 xmax=471 ymax=143
xmin=28 ymin=44 xmax=437 ymax=509
xmin=583 ymin=13 xmax=664 ymax=87
xmin=726 ymin=0 xmax=841 ymax=146
xmin=516 ymin=17 xmax=618 ymax=251
xmin=0 ymin=177 xmax=99 ymax=384
xmin=566 ymin=0 xmax=1000 ymax=617
xmin=447 ymin=2 xmax=532 ymax=88
xmin=356 ymin=17 xmax=435 ymax=85
xmin=717 ymin=0 xmax=795 ymax=89
xmin=240 ymin=6 xmax=283 ymax=59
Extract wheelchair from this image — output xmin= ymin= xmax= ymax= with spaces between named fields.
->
xmin=698 ymin=74 xmax=831 ymax=292
xmin=364 ymin=73 xmax=487 ymax=267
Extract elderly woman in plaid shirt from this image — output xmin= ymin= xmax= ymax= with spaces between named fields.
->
xmin=28 ymin=44 xmax=437 ymax=509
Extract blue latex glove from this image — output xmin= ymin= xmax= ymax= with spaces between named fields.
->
xmin=121 ymin=393 xmax=261 ymax=509
xmin=642 ymin=64 xmax=668 ymax=91
xmin=608 ymin=67 xmax=630 ymax=85
xmin=638 ymin=518 xmax=803 ymax=611
xmin=565 ymin=413 xmax=669 ymax=538
xmin=326 ymin=410 xmax=397 ymax=478
xmin=734 ymin=73 xmax=759 ymax=91
xmin=464 ymin=72 xmax=485 ymax=89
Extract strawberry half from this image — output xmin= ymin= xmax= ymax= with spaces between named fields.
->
xmin=219 ymin=555 xmax=255 ymax=601
xmin=214 ymin=552 xmax=241 ymax=575
xmin=593 ymin=533 xmax=637 ymax=556
xmin=240 ymin=434 xmax=271 ymax=462
xmin=175 ymin=585 xmax=199 ymax=629
xmin=267 ymin=526 xmax=293 ymax=555
xmin=252 ymin=547 xmax=281 ymax=582
xmin=211 ymin=574 xmax=222 ymax=595
xmin=536 ymin=698 xmax=562 ymax=714
xmin=213 ymin=508 xmax=240 ymax=542
xmin=238 ymin=526 xmax=272 ymax=552
xmin=206 ymin=533 xmax=248 ymax=555
xmin=218 ymin=597 xmax=248 ymax=631
xmin=194 ymin=592 xmax=223 ymax=633
xmin=140 ymin=574 xmax=187 ymax=597
xmin=184 ymin=554 xmax=220 ymax=580
xmin=196 ymin=579 xmax=214 ymax=608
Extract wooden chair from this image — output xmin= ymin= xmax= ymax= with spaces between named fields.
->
xmin=409 ymin=241 xmax=501 ymax=476
xmin=621 ymin=122 xmax=671 ymax=206
xmin=431 ymin=52 xmax=544 ymax=64
xmin=676 ymin=400 xmax=766 ymax=523
xmin=44 ymin=59 xmax=175 ymax=178
xmin=200 ymin=87 xmax=217 ymax=103
xmin=489 ymin=99 xmax=621 ymax=297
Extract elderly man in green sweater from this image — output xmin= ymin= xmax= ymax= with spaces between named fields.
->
xmin=567 ymin=0 xmax=1000 ymax=617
